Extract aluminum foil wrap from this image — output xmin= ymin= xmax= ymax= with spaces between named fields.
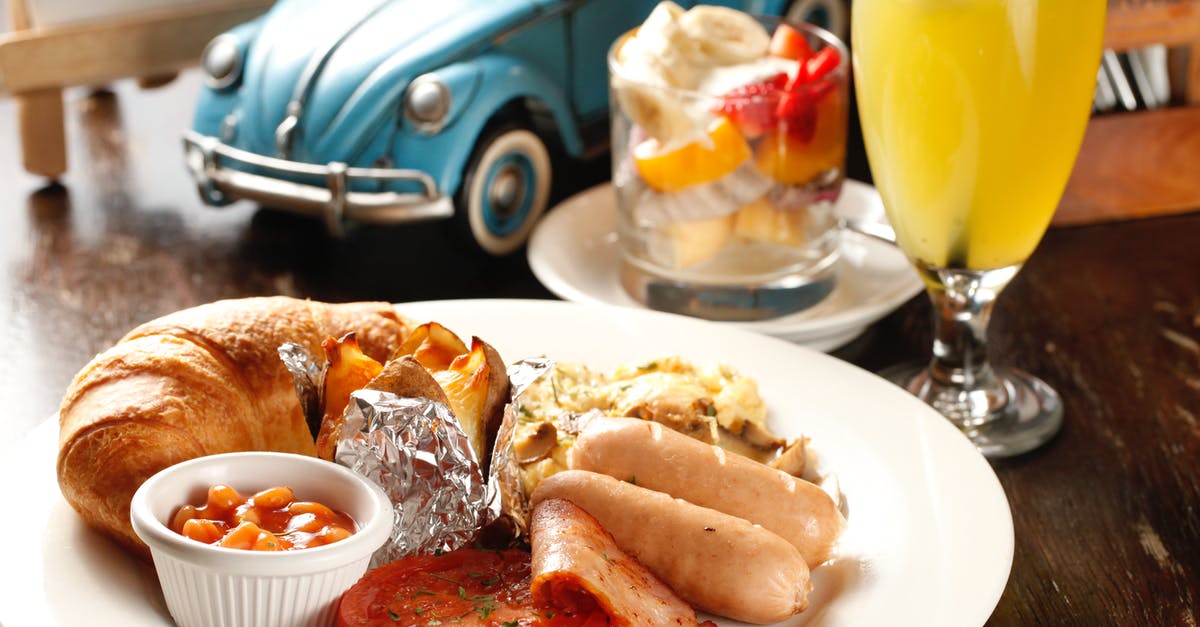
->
xmin=485 ymin=358 xmax=557 ymax=542
xmin=336 ymin=389 xmax=490 ymax=566
xmin=277 ymin=344 xmax=492 ymax=563
xmin=277 ymin=342 xmax=324 ymax=439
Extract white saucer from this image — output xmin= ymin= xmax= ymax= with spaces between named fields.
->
xmin=528 ymin=180 xmax=923 ymax=351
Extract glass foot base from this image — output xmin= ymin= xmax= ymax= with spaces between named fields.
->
xmin=620 ymin=260 xmax=837 ymax=322
xmin=880 ymin=363 xmax=1063 ymax=459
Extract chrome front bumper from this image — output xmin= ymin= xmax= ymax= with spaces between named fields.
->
xmin=183 ymin=131 xmax=454 ymax=235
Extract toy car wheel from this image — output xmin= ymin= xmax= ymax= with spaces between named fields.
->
xmin=457 ymin=126 xmax=552 ymax=256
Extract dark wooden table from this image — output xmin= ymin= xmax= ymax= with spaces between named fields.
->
xmin=1 ymin=73 xmax=1196 ymax=626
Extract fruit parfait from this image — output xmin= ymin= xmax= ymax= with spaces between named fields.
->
xmin=609 ymin=2 xmax=848 ymax=321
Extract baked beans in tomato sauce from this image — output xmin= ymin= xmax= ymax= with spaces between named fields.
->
xmin=169 ymin=484 xmax=356 ymax=551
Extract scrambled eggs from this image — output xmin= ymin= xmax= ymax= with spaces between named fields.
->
xmin=513 ymin=356 xmax=778 ymax=496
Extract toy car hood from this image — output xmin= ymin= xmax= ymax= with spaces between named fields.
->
xmin=234 ymin=0 xmax=548 ymax=163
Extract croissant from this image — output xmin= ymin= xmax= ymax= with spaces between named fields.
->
xmin=57 ymin=296 xmax=415 ymax=559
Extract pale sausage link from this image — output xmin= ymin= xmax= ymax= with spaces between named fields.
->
xmin=569 ymin=416 xmax=844 ymax=568
xmin=531 ymin=469 xmax=810 ymax=624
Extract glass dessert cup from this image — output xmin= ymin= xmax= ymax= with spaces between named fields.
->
xmin=852 ymin=0 xmax=1106 ymax=458
xmin=608 ymin=14 xmax=849 ymax=322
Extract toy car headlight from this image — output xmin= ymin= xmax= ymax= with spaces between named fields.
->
xmin=202 ymin=34 xmax=242 ymax=90
xmin=404 ymin=75 xmax=450 ymax=133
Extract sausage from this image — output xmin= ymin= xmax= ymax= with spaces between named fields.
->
xmin=530 ymin=498 xmax=698 ymax=626
xmin=568 ymin=417 xmax=844 ymax=568
xmin=530 ymin=470 xmax=810 ymax=624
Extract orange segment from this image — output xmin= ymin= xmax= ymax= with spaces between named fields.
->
xmin=634 ymin=117 xmax=752 ymax=192
xmin=753 ymin=91 xmax=846 ymax=185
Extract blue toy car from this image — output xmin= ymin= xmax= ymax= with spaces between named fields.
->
xmin=183 ymin=0 xmax=838 ymax=255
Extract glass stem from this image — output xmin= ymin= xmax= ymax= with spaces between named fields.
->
xmin=915 ymin=267 xmax=1017 ymax=428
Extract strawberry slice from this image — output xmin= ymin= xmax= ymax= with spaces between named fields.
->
xmin=775 ymin=91 xmax=816 ymax=143
xmin=712 ymin=73 xmax=788 ymax=137
xmin=785 ymin=46 xmax=841 ymax=91
xmin=804 ymin=46 xmax=841 ymax=83
xmin=768 ymin=24 xmax=814 ymax=62
xmin=774 ymin=43 xmax=842 ymax=143
xmin=776 ymin=81 xmax=836 ymax=143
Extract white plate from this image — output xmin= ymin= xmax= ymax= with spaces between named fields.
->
xmin=0 ymin=300 xmax=1011 ymax=627
xmin=528 ymin=181 xmax=924 ymax=351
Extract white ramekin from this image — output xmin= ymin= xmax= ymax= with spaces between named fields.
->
xmin=130 ymin=452 xmax=393 ymax=627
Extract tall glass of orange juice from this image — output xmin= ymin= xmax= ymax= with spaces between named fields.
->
xmin=852 ymin=0 xmax=1105 ymax=456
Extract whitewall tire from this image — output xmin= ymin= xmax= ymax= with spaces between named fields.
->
xmin=460 ymin=127 xmax=552 ymax=256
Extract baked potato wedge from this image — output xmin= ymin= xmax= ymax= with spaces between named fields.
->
xmin=430 ymin=337 xmax=509 ymax=469
xmin=316 ymin=322 xmax=511 ymax=471
xmin=316 ymin=333 xmax=384 ymax=460
xmin=392 ymin=321 xmax=469 ymax=371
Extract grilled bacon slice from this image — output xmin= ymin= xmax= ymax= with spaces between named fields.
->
xmin=531 ymin=498 xmax=699 ymax=626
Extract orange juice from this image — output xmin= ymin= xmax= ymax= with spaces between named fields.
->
xmin=852 ymin=0 xmax=1105 ymax=269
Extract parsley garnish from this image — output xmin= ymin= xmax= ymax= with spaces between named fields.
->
xmin=428 ymin=573 xmax=464 ymax=586
xmin=476 ymin=597 xmax=498 ymax=619
xmin=387 ymin=609 xmax=402 ymax=621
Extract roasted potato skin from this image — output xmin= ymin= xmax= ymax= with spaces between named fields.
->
xmin=367 ymin=355 xmax=453 ymax=406
xmin=475 ymin=338 xmax=510 ymax=469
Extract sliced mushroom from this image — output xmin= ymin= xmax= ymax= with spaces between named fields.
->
xmin=768 ymin=437 xmax=808 ymax=478
xmin=715 ymin=427 xmax=776 ymax=464
xmin=513 ymin=421 xmax=558 ymax=464
xmin=739 ymin=420 xmax=787 ymax=451
xmin=623 ymin=398 xmax=720 ymax=444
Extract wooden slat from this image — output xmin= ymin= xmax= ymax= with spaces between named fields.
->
xmin=1055 ymin=107 xmax=1200 ymax=225
xmin=10 ymin=0 xmax=66 ymax=178
xmin=1104 ymin=0 xmax=1200 ymax=51
xmin=0 ymin=0 xmax=272 ymax=94
xmin=15 ymin=88 xmax=66 ymax=178
xmin=10 ymin=0 xmax=33 ymax=30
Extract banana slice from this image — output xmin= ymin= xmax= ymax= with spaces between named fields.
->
xmin=679 ymin=5 xmax=771 ymax=65
xmin=617 ymin=1 xmax=702 ymax=88
xmin=657 ymin=213 xmax=736 ymax=269
xmin=613 ymin=79 xmax=692 ymax=144
xmin=617 ymin=37 xmax=698 ymax=91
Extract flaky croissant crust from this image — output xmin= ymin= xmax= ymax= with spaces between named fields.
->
xmin=57 ymin=296 xmax=414 ymax=559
